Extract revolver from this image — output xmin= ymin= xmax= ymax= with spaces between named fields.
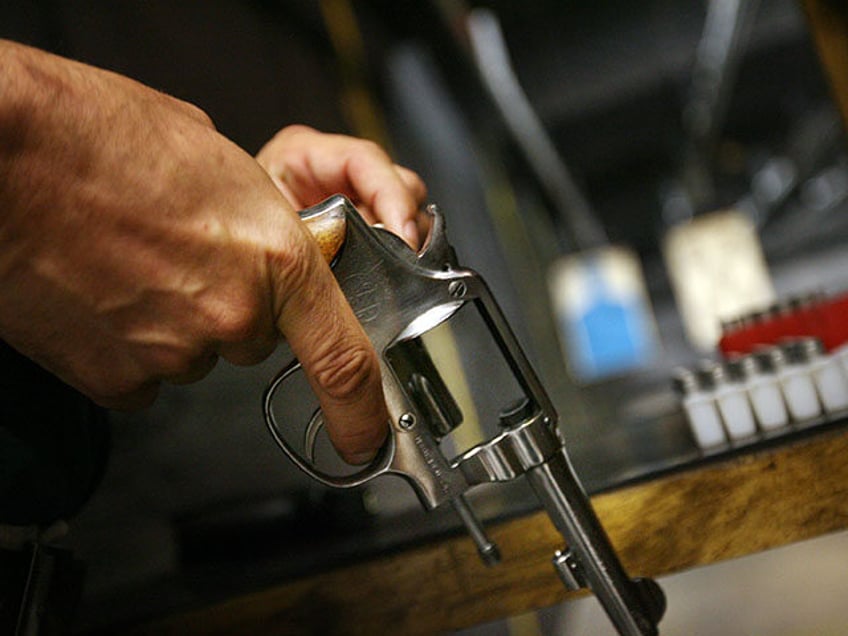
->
xmin=263 ymin=195 xmax=666 ymax=635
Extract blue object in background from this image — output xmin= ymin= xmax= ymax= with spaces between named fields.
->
xmin=550 ymin=248 xmax=659 ymax=382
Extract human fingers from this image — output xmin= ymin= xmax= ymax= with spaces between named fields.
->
xmin=257 ymin=126 xmax=427 ymax=248
xmin=166 ymin=350 xmax=220 ymax=385
xmin=268 ymin=220 xmax=389 ymax=464
xmin=395 ymin=164 xmax=428 ymax=204
xmin=329 ymin=139 xmax=426 ymax=247
xmin=0 ymin=42 xmax=295 ymax=414
xmin=93 ymin=383 xmax=160 ymax=410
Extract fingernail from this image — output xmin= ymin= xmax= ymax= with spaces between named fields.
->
xmin=348 ymin=450 xmax=378 ymax=465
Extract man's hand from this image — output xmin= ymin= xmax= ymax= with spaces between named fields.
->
xmin=0 ymin=41 xmax=423 ymax=464
xmin=257 ymin=125 xmax=427 ymax=248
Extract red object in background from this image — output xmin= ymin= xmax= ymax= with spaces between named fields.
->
xmin=719 ymin=292 xmax=848 ymax=355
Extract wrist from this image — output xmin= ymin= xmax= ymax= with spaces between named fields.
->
xmin=0 ymin=40 xmax=93 ymax=156
xmin=0 ymin=41 xmax=81 ymax=292
xmin=0 ymin=40 xmax=30 ymax=155
xmin=0 ymin=41 xmax=36 ymax=259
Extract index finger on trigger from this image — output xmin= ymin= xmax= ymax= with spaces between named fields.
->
xmin=272 ymin=224 xmax=389 ymax=465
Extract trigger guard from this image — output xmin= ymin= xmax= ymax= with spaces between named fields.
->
xmin=305 ymin=408 xmax=324 ymax=465
xmin=263 ymin=360 xmax=394 ymax=489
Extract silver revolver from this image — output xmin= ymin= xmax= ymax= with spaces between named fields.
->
xmin=263 ymin=195 xmax=665 ymax=635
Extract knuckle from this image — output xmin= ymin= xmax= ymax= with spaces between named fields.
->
xmin=181 ymin=102 xmax=216 ymax=129
xmin=280 ymin=123 xmax=314 ymax=138
xmin=211 ymin=303 xmax=263 ymax=343
xmin=84 ymin=374 xmax=159 ymax=410
xmin=158 ymin=91 xmax=216 ymax=129
xmin=267 ymin=234 xmax=317 ymax=305
xmin=202 ymin=287 xmax=267 ymax=345
xmin=312 ymin=341 xmax=378 ymax=404
xmin=354 ymin=138 xmax=387 ymax=161
xmin=267 ymin=124 xmax=315 ymax=151
xmin=217 ymin=335 xmax=277 ymax=367
xmin=151 ymin=344 xmax=209 ymax=379
xmin=79 ymin=372 xmax=120 ymax=401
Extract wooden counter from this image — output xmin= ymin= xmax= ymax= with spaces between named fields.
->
xmin=804 ymin=0 xmax=848 ymax=132
xmin=124 ymin=426 xmax=848 ymax=635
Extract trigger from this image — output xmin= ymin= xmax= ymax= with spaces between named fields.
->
xmin=304 ymin=409 xmax=325 ymax=465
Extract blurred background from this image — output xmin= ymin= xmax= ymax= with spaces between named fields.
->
xmin=4 ymin=0 xmax=848 ymax=633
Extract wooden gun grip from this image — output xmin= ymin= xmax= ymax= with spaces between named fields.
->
xmin=300 ymin=206 xmax=347 ymax=265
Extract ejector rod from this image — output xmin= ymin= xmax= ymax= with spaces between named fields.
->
xmin=526 ymin=451 xmax=664 ymax=636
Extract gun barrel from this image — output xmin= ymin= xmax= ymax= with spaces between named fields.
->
xmin=526 ymin=451 xmax=664 ymax=635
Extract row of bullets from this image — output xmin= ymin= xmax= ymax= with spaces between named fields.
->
xmin=718 ymin=292 xmax=826 ymax=334
xmin=673 ymin=337 xmax=848 ymax=450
